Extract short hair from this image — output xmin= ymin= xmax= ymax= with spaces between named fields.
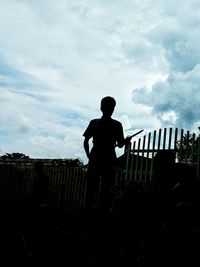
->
xmin=101 ymin=96 xmax=116 ymax=111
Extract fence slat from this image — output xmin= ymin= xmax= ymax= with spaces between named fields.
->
xmin=168 ymin=128 xmax=173 ymax=149
xmin=139 ymin=135 xmax=146 ymax=182
xmin=191 ymin=133 xmax=196 ymax=166
xmin=129 ymin=141 xmax=136 ymax=183
xmin=163 ymin=128 xmax=167 ymax=149
xmin=179 ymin=129 xmax=184 ymax=162
xmin=134 ymin=138 xmax=141 ymax=182
xmin=145 ymin=132 xmax=151 ymax=182
xmin=157 ymin=128 xmax=162 ymax=150
xmin=150 ymin=130 xmax=156 ymax=181
xmin=197 ymin=134 xmax=200 ymax=178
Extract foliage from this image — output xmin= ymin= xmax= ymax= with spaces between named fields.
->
xmin=176 ymin=133 xmax=200 ymax=165
xmin=0 ymin=152 xmax=30 ymax=160
xmin=51 ymin=157 xmax=84 ymax=167
xmin=64 ymin=158 xmax=84 ymax=167
xmin=0 ymin=153 xmax=85 ymax=167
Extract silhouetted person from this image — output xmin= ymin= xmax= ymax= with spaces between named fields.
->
xmin=83 ymin=96 xmax=130 ymax=213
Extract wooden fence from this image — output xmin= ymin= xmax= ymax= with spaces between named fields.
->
xmin=44 ymin=166 xmax=87 ymax=209
xmin=0 ymin=163 xmax=87 ymax=210
xmin=0 ymin=127 xmax=199 ymax=210
xmin=125 ymin=127 xmax=200 ymax=183
xmin=0 ymin=164 xmax=35 ymax=200
xmin=0 ymin=163 xmax=124 ymax=210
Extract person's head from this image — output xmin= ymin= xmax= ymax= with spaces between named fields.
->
xmin=100 ymin=96 xmax=116 ymax=117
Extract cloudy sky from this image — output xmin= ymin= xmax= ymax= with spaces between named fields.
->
xmin=0 ymin=0 xmax=200 ymax=163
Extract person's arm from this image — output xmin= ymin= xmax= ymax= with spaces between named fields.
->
xmin=83 ymin=120 xmax=94 ymax=159
xmin=116 ymin=122 xmax=130 ymax=148
xmin=117 ymin=138 xmax=125 ymax=148
xmin=117 ymin=136 xmax=132 ymax=148
xmin=83 ymin=136 xmax=90 ymax=159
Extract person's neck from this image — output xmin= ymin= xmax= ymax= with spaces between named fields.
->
xmin=102 ymin=114 xmax=112 ymax=119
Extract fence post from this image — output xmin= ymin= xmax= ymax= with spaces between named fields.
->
xmin=125 ymin=142 xmax=131 ymax=183
xmin=197 ymin=134 xmax=200 ymax=179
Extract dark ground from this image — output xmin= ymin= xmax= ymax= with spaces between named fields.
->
xmin=1 ymin=180 xmax=200 ymax=266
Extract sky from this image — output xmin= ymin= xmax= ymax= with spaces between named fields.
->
xmin=1 ymin=0 xmax=200 ymax=164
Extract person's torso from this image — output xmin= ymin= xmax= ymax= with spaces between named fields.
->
xmin=91 ymin=117 xmax=120 ymax=159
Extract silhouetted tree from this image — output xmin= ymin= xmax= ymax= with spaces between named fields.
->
xmin=176 ymin=134 xmax=200 ymax=165
xmin=0 ymin=152 xmax=30 ymax=160
xmin=50 ymin=157 xmax=84 ymax=167
xmin=63 ymin=158 xmax=84 ymax=167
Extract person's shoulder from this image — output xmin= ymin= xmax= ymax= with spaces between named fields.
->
xmin=111 ymin=118 xmax=122 ymax=127
xmin=88 ymin=118 xmax=100 ymax=127
xmin=90 ymin=118 xmax=100 ymax=124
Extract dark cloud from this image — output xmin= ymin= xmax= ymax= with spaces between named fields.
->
xmin=150 ymin=27 xmax=200 ymax=73
xmin=132 ymin=2 xmax=200 ymax=131
xmin=133 ymin=65 xmax=200 ymax=129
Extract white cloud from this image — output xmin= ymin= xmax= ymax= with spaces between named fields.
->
xmin=0 ymin=0 xmax=200 ymax=163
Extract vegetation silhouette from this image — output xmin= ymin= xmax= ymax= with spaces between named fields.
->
xmin=1 ymin=124 xmax=200 ymax=265
xmin=176 ymin=132 xmax=200 ymax=165
xmin=0 ymin=152 xmax=30 ymax=160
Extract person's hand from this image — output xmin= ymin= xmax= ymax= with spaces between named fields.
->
xmin=125 ymin=135 xmax=132 ymax=145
